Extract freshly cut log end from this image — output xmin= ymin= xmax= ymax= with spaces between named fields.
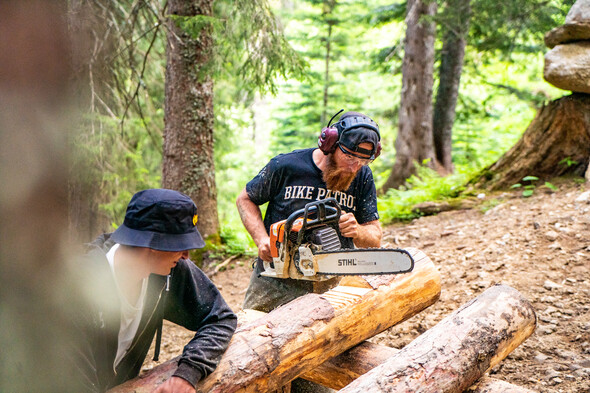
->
xmin=338 ymin=284 xmax=536 ymax=393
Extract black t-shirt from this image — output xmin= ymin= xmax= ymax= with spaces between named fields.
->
xmin=246 ymin=148 xmax=379 ymax=233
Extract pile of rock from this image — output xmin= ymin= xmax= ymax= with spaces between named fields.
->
xmin=544 ymin=0 xmax=590 ymax=94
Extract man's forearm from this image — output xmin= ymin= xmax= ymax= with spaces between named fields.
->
xmin=235 ymin=189 xmax=268 ymax=247
xmin=353 ymin=220 xmax=382 ymax=248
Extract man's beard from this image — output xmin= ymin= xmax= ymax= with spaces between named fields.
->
xmin=322 ymin=154 xmax=358 ymax=191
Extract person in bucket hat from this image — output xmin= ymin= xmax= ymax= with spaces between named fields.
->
xmin=76 ymin=189 xmax=237 ymax=393
xmin=236 ymin=111 xmax=383 ymax=393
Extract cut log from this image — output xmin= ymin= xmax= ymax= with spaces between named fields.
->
xmin=304 ymin=343 xmax=535 ymax=393
xmin=302 ymin=341 xmax=398 ymax=389
xmin=337 ymin=284 xmax=536 ymax=393
xmin=107 ymin=247 xmax=441 ymax=393
xmin=466 ymin=376 xmax=537 ymax=393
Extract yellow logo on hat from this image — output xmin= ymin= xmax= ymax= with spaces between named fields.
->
xmin=193 ymin=214 xmax=198 ymax=226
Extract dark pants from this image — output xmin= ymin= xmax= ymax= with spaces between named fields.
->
xmin=242 ymin=259 xmax=336 ymax=393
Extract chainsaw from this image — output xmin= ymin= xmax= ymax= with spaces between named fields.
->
xmin=262 ymin=198 xmax=414 ymax=281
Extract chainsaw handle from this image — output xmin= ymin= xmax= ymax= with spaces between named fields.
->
xmin=284 ymin=198 xmax=341 ymax=245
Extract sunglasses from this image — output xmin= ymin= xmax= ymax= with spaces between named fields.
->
xmin=338 ymin=145 xmax=374 ymax=166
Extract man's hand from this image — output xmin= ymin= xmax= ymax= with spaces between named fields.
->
xmin=339 ymin=212 xmax=360 ymax=239
xmin=236 ymin=188 xmax=272 ymax=262
xmin=339 ymin=214 xmax=382 ymax=248
xmin=256 ymin=235 xmax=272 ymax=262
xmin=152 ymin=376 xmax=195 ymax=393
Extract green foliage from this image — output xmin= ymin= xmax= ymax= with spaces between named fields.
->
xmin=559 ymin=157 xmax=579 ymax=168
xmin=470 ymin=0 xmax=574 ymax=57
xmin=219 ymin=224 xmax=257 ymax=256
xmin=172 ymin=0 xmax=309 ymax=95
xmin=72 ymin=0 xmax=309 ymax=239
xmin=268 ymin=0 xmax=401 ymax=156
xmin=71 ymin=112 xmax=163 ymax=228
xmin=510 ymin=176 xmax=556 ymax=197
xmin=378 ymin=163 xmax=474 ymax=222
xmin=365 ymin=2 xmax=406 ymax=25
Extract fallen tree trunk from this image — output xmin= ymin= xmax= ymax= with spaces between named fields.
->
xmin=337 ymin=284 xmax=536 ymax=393
xmin=108 ymin=248 xmax=441 ymax=393
xmin=304 ymin=343 xmax=535 ymax=393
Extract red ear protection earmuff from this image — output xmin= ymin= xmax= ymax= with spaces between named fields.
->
xmin=318 ymin=110 xmax=382 ymax=159
xmin=318 ymin=125 xmax=339 ymax=154
xmin=374 ymin=140 xmax=382 ymax=159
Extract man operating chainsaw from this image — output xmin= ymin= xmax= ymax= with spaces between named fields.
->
xmin=236 ymin=110 xmax=383 ymax=313
xmin=236 ymin=111 xmax=384 ymax=393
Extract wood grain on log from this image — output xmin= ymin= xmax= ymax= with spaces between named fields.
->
xmin=337 ymin=284 xmax=536 ymax=393
xmin=108 ymin=248 xmax=440 ymax=393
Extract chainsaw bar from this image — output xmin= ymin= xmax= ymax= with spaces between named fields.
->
xmin=313 ymin=248 xmax=414 ymax=276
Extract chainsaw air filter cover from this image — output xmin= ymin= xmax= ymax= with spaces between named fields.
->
xmin=311 ymin=227 xmax=341 ymax=251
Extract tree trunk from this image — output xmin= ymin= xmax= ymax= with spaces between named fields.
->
xmin=108 ymin=248 xmax=441 ymax=393
xmin=338 ymin=284 xmax=536 ymax=393
xmin=382 ymin=0 xmax=438 ymax=192
xmin=321 ymin=0 xmax=336 ymax=126
xmin=471 ymin=94 xmax=590 ymax=190
xmin=433 ymin=0 xmax=471 ymax=175
xmin=321 ymin=22 xmax=332 ymax=126
xmin=162 ymin=0 xmax=219 ymax=239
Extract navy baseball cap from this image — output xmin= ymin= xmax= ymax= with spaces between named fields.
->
xmin=337 ymin=112 xmax=380 ymax=156
xmin=111 ymin=189 xmax=205 ymax=251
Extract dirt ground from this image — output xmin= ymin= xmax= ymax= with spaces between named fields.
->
xmin=144 ymin=181 xmax=590 ymax=392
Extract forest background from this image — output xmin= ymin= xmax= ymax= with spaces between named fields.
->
xmin=69 ymin=0 xmax=575 ymax=263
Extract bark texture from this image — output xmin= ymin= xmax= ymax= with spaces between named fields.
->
xmin=382 ymin=0 xmax=438 ymax=192
xmin=108 ymin=248 xmax=441 ymax=393
xmin=163 ymin=0 xmax=219 ymax=239
xmin=338 ymin=284 xmax=536 ymax=393
xmin=433 ymin=0 xmax=471 ymax=174
xmin=472 ymin=94 xmax=590 ymax=190
xmin=306 ymin=344 xmax=534 ymax=393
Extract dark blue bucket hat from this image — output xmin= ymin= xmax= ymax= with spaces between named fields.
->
xmin=111 ymin=189 xmax=205 ymax=251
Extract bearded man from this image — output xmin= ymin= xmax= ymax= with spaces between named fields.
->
xmin=236 ymin=111 xmax=382 ymax=314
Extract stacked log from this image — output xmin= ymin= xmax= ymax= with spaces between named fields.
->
xmin=109 ymin=248 xmax=441 ymax=393
xmin=109 ymin=255 xmax=537 ymax=393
